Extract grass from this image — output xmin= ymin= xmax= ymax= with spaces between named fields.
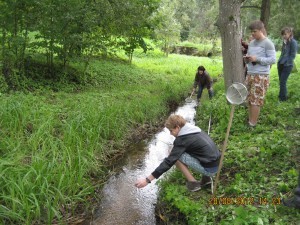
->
xmin=0 ymin=48 xmax=223 ymax=224
xmin=1 ymin=44 xmax=298 ymax=224
xmin=157 ymin=56 xmax=300 ymax=224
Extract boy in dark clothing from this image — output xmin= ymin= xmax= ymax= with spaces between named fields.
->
xmin=193 ymin=66 xmax=214 ymax=103
xmin=134 ymin=115 xmax=220 ymax=192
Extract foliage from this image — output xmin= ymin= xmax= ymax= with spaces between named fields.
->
xmin=175 ymin=41 xmax=222 ymax=56
xmin=0 ymin=49 xmax=213 ymax=224
xmin=150 ymin=0 xmax=182 ymax=56
xmin=269 ymin=0 xmax=300 ymax=39
xmin=157 ymin=55 xmax=300 ymax=224
xmin=0 ymin=0 xmax=160 ymax=90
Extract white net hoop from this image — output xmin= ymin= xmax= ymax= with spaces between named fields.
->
xmin=185 ymin=97 xmax=193 ymax=103
xmin=226 ymin=83 xmax=248 ymax=105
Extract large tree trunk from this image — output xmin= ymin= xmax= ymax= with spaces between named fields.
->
xmin=260 ymin=0 xmax=271 ymax=32
xmin=216 ymin=0 xmax=245 ymax=90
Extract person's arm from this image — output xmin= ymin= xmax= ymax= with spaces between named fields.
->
xmin=255 ymin=40 xmax=276 ymax=65
xmin=288 ymin=39 xmax=298 ymax=62
xmin=134 ymin=141 xmax=186 ymax=188
xmin=193 ymin=73 xmax=199 ymax=89
xmin=135 ymin=175 xmax=155 ymax=188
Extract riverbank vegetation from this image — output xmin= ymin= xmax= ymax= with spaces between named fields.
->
xmin=156 ymin=56 xmax=300 ymax=224
xmin=0 ymin=47 xmax=222 ymax=224
xmin=1 ymin=0 xmax=300 ymax=224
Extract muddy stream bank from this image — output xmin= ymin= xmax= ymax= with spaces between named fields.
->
xmin=83 ymin=100 xmax=197 ymax=225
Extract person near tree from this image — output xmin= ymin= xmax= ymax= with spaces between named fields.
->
xmin=134 ymin=114 xmax=220 ymax=192
xmin=277 ymin=27 xmax=298 ymax=101
xmin=244 ymin=20 xmax=276 ymax=127
xmin=193 ymin=66 xmax=214 ymax=103
xmin=241 ymin=36 xmax=254 ymax=77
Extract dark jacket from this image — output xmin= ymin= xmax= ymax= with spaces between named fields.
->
xmin=278 ymin=38 xmax=298 ymax=66
xmin=151 ymin=124 xmax=220 ymax=179
xmin=193 ymin=71 xmax=212 ymax=89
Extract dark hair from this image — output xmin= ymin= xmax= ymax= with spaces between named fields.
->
xmin=198 ymin=66 xmax=205 ymax=71
xmin=248 ymin=20 xmax=265 ymax=31
xmin=281 ymin=27 xmax=293 ymax=36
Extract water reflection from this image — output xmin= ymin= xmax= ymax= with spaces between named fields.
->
xmin=91 ymin=100 xmax=197 ymax=225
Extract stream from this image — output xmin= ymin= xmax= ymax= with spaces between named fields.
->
xmin=87 ymin=99 xmax=197 ymax=225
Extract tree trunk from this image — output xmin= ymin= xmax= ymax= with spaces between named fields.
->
xmin=216 ymin=0 xmax=245 ymax=90
xmin=260 ymin=0 xmax=271 ymax=32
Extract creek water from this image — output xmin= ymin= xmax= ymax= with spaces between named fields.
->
xmin=88 ymin=100 xmax=197 ymax=225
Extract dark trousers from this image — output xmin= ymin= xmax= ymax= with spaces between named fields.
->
xmin=197 ymin=85 xmax=214 ymax=101
xmin=278 ymin=64 xmax=293 ymax=101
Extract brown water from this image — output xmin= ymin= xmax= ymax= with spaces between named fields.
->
xmin=88 ymin=100 xmax=197 ymax=225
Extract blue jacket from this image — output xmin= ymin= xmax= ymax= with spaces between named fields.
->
xmin=278 ymin=38 xmax=298 ymax=66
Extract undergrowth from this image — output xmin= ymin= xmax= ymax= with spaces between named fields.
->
xmin=0 ymin=48 xmax=222 ymax=224
xmin=156 ymin=57 xmax=300 ymax=224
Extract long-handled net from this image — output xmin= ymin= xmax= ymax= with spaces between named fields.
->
xmin=212 ymin=82 xmax=248 ymax=195
xmin=185 ymin=90 xmax=195 ymax=103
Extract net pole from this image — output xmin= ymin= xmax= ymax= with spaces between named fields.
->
xmin=212 ymin=105 xmax=235 ymax=196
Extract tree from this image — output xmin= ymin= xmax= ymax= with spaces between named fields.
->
xmin=151 ymin=0 xmax=182 ymax=56
xmin=216 ymin=0 xmax=245 ymax=90
xmin=260 ymin=0 xmax=271 ymax=31
xmin=269 ymin=0 xmax=300 ymax=40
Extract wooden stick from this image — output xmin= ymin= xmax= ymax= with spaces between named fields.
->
xmin=212 ymin=105 xmax=235 ymax=196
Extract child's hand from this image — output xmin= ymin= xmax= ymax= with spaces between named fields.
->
xmin=134 ymin=178 xmax=148 ymax=188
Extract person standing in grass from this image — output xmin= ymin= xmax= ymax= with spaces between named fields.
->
xmin=193 ymin=66 xmax=214 ymax=104
xmin=277 ymin=27 xmax=298 ymax=102
xmin=134 ymin=114 xmax=220 ymax=192
xmin=244 ymin=20 xmax=276 ymax=127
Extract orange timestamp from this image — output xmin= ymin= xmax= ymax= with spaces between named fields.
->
xmin=209 ymin=197 xmax=281 ymax=206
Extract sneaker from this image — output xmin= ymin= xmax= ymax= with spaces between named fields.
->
xmin=186 ymin=181 xmax=201 ymax=192
xmin=200 ymin=176 xmax=212 ymax=187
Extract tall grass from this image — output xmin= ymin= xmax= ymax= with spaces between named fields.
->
xmin=0 ymin=49 xmax=223 ymax=224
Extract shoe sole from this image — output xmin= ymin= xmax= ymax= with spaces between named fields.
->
xmin=201 ymin=182 xmax=212 ymax=187
xmin=189 ymin=187 xmax=201 ymax=192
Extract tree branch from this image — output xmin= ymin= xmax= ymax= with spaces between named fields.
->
xmin=241 ymin=5 xmax=261 ymax=9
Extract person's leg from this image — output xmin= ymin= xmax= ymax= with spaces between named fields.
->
xmin=247 ymin=75 xmax=269 ymax=126
xmin=197 ymin=85 xmax=204 ymax=102
xmin=178 ymin=153 xmax=216 ymax=192
xmin=208 ymin=88 xmax=214 ymax=99
xmin=279 ymin=65 xmax=293 ymax=101
xmin=249 ymin=105 xmax=261 ymax=126
xmin=178 ymin=153 xmax=215 ymax=177
xmin=278 ymin=63 xmax=283 ymax=94
xmin=175 ymin=161 xmax=196 ymax=182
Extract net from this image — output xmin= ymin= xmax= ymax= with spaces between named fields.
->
xmin=226 ymin=83 xmax=248 ymax=105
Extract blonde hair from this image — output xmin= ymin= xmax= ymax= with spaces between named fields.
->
xmin=165 ymin=114 xmax=186 ymax=130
